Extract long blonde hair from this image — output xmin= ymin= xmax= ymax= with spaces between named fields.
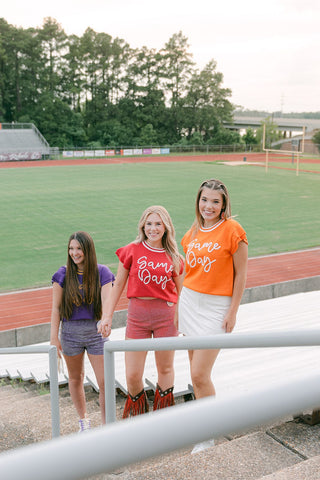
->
xmin=191 ymin=178 xmax=232 ymax=237
xmin=135 ymin=205 xmax=181 ymax=274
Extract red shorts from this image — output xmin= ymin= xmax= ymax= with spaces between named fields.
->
xmin=126 ymin=297 xmax=179 ymax=339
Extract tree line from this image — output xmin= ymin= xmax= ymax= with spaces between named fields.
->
xmin=0 ymin=17 xmax=246 ymax=149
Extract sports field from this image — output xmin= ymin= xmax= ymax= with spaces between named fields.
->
xmin=1 ymin=155 xmax=319 ymax=292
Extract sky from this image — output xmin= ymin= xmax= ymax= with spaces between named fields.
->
xmin=1 ymin=0 xmax=320 ymax=113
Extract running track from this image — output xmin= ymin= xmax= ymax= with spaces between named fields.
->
xmin=0 ymin=152 xmax=319 ymax=170
xmin=1 ymin=154 xmax=319 ymax=332
xmin=1 ymin=248 xmax=319 ymax=332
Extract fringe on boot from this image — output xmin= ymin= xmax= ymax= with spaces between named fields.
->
xmin=122 ymin=389 xmax=149 ymax=418
xmin=153 ymin=384 xmax=175 ymax=410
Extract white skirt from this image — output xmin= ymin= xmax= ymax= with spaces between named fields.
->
xmin=178 ymin=286 xmax=231 ymax=337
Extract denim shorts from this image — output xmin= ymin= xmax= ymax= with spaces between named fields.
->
xmin=60 ymin=319 xmax=108 ymax=356
xmin=126 ymin=297 xmax=179 ymax=339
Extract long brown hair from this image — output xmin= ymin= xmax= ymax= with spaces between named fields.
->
xmin=135 ymin=205 xmax=182 ymax=274
xmin=60 ymin=231 xmax=102 ymax=320
xmin=191 ymin=178 xmax=232 ymax=237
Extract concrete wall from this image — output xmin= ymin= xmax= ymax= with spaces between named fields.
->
xmin=0 ymin=310 xmax=128 ymax=348
xmin=1 ymin=276 xmax=319 ymax=348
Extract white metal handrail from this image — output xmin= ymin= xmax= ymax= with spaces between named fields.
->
xmin=1 ymin=371 xmax=320 ymax=480
xmin=0 ymin=345 xmax=60 ymax=437
xmin=1 ymin=329 xmax=320 ymax=479
xmin=104 ymin=329 xmax=320 ymax=423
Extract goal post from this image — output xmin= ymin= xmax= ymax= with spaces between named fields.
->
xmin=263 ymin=124 xmax=306 ymax=176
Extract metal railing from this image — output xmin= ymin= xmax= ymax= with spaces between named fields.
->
xmin=103 ymin=329 xmax=320 ymax=423
xmin=0 ymin=345 xmax=60 ymax=437
xmin=31 ymin=123 xmax=50 ymax=149
xmin=1 ymin=329 xmax=320 ymax=479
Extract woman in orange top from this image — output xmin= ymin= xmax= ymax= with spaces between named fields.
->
xmin=178 ymin=178 xmax=248 ymax=453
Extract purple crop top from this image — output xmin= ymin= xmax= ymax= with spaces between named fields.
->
xmin=52 ymin=264 xmax=114 ymax=321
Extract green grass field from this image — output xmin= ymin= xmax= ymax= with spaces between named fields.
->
xmin=265 ymin=163 xmax=320 ymax=172
xmin=1 ymin=160 xmax=319 ymax=292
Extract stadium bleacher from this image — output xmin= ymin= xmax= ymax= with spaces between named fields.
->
xmin=0 ymin=123 xmax=50 ymax=161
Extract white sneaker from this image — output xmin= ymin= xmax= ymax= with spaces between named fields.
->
xmin=191 ymin=439 xmax=215 ymax=454
xmin=78 ymin=417 xmax=91 ymax=432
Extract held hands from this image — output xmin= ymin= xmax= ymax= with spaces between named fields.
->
xmin=98 ymin=318 xmax=112 ymax=338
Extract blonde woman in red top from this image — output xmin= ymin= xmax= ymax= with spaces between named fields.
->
xmin=100 ymin=206 xmax=184 ymax=417
xmin=179 ymin=179 xmax=248 ymax=453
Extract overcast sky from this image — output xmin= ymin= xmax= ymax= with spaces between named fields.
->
xmin=2 ymin=0 xmax=320 ymax=113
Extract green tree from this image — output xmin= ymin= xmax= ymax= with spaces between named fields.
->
xmin=312 ymin=130 xmax=320 ymax=151
xmin=133 ymin=123 xmax=158 ymax=146
xmin=101 ymin=118 xmax=133 ymax=146
xmin=38 ymin=17 xmax=67 ymax=95
xmin=62 ymin=34 xmax=84 ymax=111
xmin=0 ymin=18 xmax=13 ymax=120
xmin=242 ymin=127 xmax=258 ymax=145
xmin=0 ymin=20 xmax=42 ymax=121
xmin=210 ymin=127 xmax=241 ymax=145
xmin=183 ymin=59 xmax=233 ymax=142
xmin=161 ymin=32 xmax=194 ymax=107
xmin=81 ymin=29 xmax=130 ymax=142
xmin=33 ymin=94 xmax=86 ymax=147
xmin=256 ymin=117 xmax=282 ymax=148
xmin=126 ymin=46 xmax=162 ymax=97
xmin=0 ymin=19 xmax=236 ymax=148
xmin=161 ymin=32 xmax=194 ymax=138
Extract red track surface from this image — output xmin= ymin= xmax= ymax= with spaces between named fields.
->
xmin=0 ymin=153 xmax=265 ymax=168
xmin=1 ymin=155 xmax=319 ymax=332
xmin=1 ymin=248 xmax=319 ymax=332
xmin=1 ymin=152 xmax=318 ymax=173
